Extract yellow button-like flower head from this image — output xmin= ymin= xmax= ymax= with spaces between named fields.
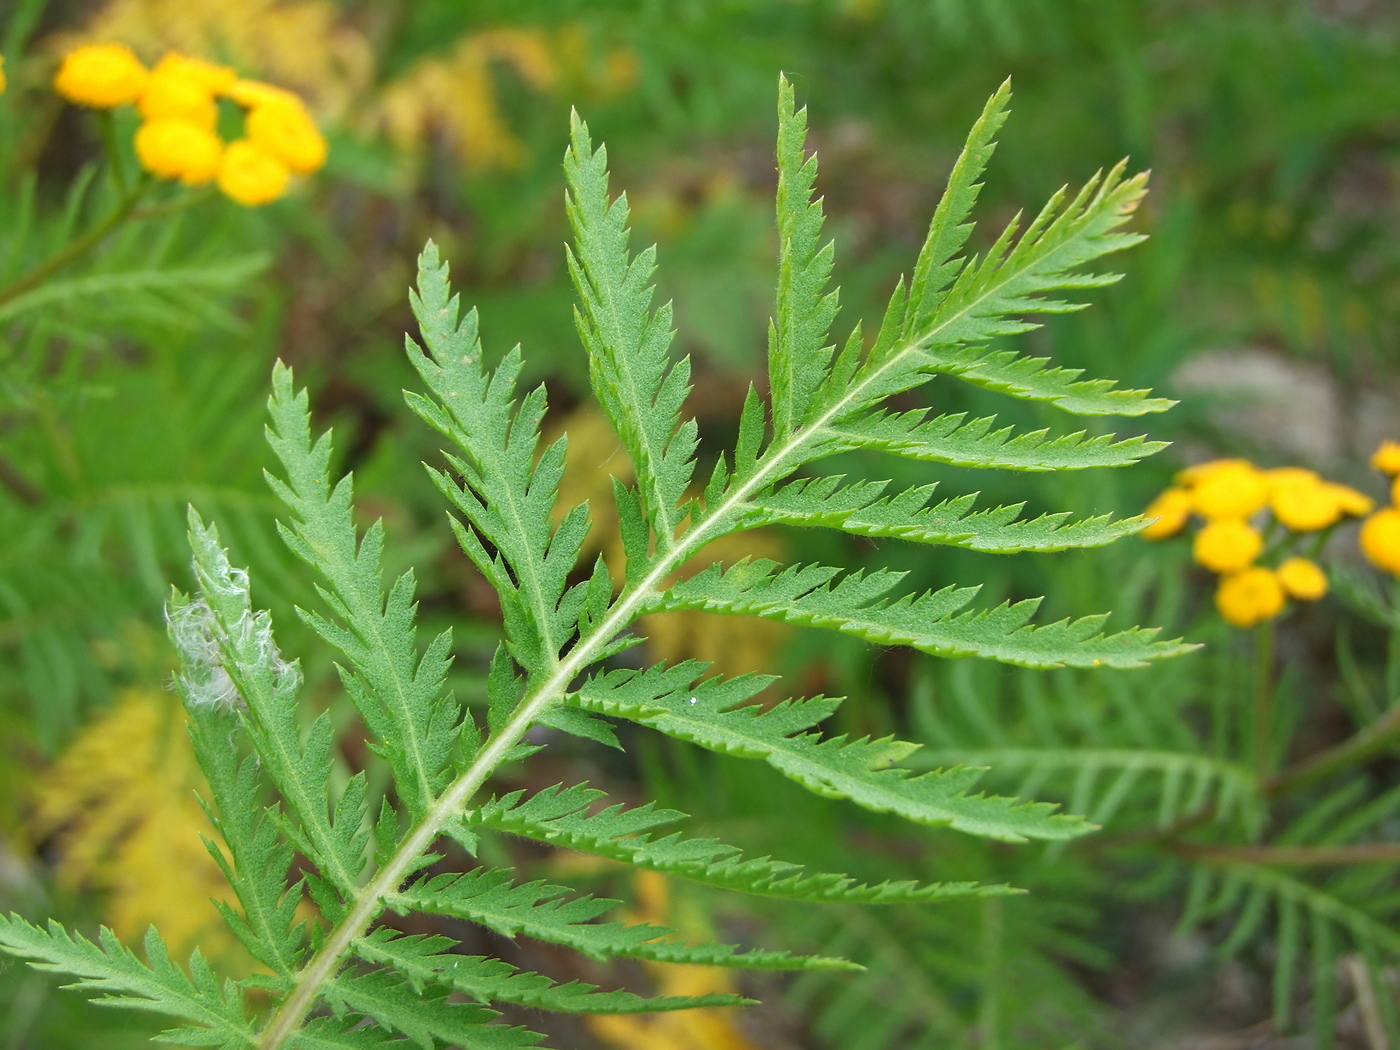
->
xmin=54 ymin=43 xmax=149 ymax=109
xmin=217 ymin=139 xmax=289 ymax=206
xmin=138 ymin=68 xmax=219 ymax=130
xmin=134 ymin=119 xmax=223 ymax=186
xmin=1193 ymin=519 xmax=1263 ymax=574
xmin=1371 ymin=440 xmax=1400 ymax=477
xmin=153 ymin=53 xmax=236 ymax=94
xmin=1360 ymin=508 xmax=1400 ymax=576
xmin=0 ymin=56 xmax=7 ymax=96
xmin=1332 ymin=483 xmax=1376 ymax=517
xmin=1215 ymin=568 xmax=1286 ymax=628
xmin=226 ymin=78 xmax=300 ymax=110
xmin=1142 ymin=487 xmax=1193 ymax=540
xmin=1175 ymin=458 xmax=1252 ymax=487
xmin=1191 ymin=461 xmax=1269 ymax=520
xmin=246 ymin=96 xmax=327 ymax=175
xmin=1270 ymin=476 xmax=1342 ymax=532
xmin=1276 ymin=557 xmax=1328 ymax=601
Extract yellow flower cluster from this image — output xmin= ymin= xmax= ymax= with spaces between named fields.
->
xmin=1143 ymin=457 xmax=1374 ymax=627
xmin=1360 ymin=442 xmax=1400 ymax=576
xmin=52 ymin=43 xmax=326 ymax=206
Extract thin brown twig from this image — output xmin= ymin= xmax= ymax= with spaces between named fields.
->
xmin=1172 ymin=841 xmax=1400 ymax=867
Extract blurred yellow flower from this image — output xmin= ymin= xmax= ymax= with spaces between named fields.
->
xmin=246 ymin=95 xmax=327 ymax=174
xmin=1142 ymin=487 xmax=1193 ymax=540
xmin=1215 ymin=568 xmax=1286 ymax=628
xmin=134 ymin=118 xmax=223 ymax=185
xmin=153 ymin=51 xmax=235 ymax=93
xmin=226 ymin=77 xmax=300 ymax=109
xmin=1371 ymin=440 xmax=1400 ymax=477
xmin=1269 ymin=475 xmax=1343 ymax=532
xmin=54 ymin=42 xmax=149 ymax=108
xmin=1276 ymin=557 xmax=1328 ymax=601
xmin=1332 ymin=483 xmax=1375 ymax=517
xmin=138 ymin=66 xmax=219 ymax=129
xmin=0 ymin=56 xmax=7 ymax=96
xmin=1175 ymin=458 xmax=1251 ymax=487
xmin=1193 ymin=518 xmax=1262 ymax=574
xmin=217 ymin=138 xmax=288 ymax=205
xmin=1360 ymin=508 xmax=1400 ymax=576
xmin=1190 ymin=461 xmax=1269 ymax=520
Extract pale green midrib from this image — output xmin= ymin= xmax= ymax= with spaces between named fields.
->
xmin=313 ymin=522 xmax=438 ymax=822
xmin=253 ymin=212 xmax=1141 ymax=1047
xmin=584 ymin=229 xmax=682 ymax=551
xmin=477 ymin=445 xmax=564 ymax=670
xmin=225 ymin=609 xmax=359 ymax=898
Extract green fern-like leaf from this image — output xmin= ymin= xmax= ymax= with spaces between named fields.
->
xmin=651 ymin=559 xmax=1187 ymax=669
xmin=353 ymin=928 xmax=752 ymax=1014
xmin=3 ymin=75 xmax=1188 ymax=1048
xmin=392 ymin=867 xmax=858 ymax=971
xmin=0 ymin=917 xmax=254 ymax=1049
xmin=568 ymin=662 xmax=1086 ymax=842
xmin=472 ymin=782 xmax=1007 ymax=901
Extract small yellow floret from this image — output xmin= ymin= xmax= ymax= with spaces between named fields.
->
xmin=153 ymin=53 xmax=236 ymax=94
xmin=1392 ymin=476 xmax=1400 ymax=507
xmin=1360 ymin=508 xmax=1400 ymax=576
xmin=1176 ymin=458 xmax=1252 ymax=487
xmin=1142 ymin=487 xmax=1193 ymax=540
xmin=1191 ymin=462 xmax=1269 ymax=520
xmin=1270 ymin=477 xmax=1342 ymax=532
xmin=246 ymin=97 xmax=327 ymax=175
xmin=138 ymin=69 xmax=218 ymax=130
xmin=217 ymin=139 xmax=289 ymax=206
xmin=1332 ymin=484 xmax=1376 ymax=517
xmin=134 ymin=120 xmax=223 ymax=185
xmin=1193 ymin=519 xmax=1263 ymax=574
xmin=0 ymin=56 xmax=7 ymax=97
xmin=226 ymin=78 xmax=300 ymax=109
xmin=54 ymin=43 xmax=148 ymax=109
xmin=1215 ymin=568 xmax=1286 ymax=628
xmin=1277 ymin=557 xmax=1328 ymax=601
xmin=1371 ymin=440 xmax=1400 ymax=477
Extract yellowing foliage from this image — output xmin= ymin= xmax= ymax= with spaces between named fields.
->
xmin=29 ymin=688 xmax=236 ymax=960
xmin=587 ymin=869 xmax=762 ymax=1050
xmin=375 ymin=28 xmax=555 ymax=172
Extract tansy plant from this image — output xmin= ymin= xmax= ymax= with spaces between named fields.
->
xmin=1143 ymin=458 xmax=1373 ymax=628
xmin=0 ymin=43 xmax=324 ymax=314
xmin=0 ymin=79 xmax=1189 ymax=1048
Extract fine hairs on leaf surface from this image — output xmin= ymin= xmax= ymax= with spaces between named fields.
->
xmin=0 ymin=75 xmax=1189 ymax=1048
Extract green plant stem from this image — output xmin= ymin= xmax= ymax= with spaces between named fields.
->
xmin=1253 ymin=620 xmax=1275 ymax=785
xmin=97 ymin=112 xmax=129 ymax=193
xmin=0 ymin=195 xmax=140 ymax=311
xmin=1173 ymin=841 xmax=1400 ymax=866
xmin=1267 ymin=702 xmax=1400 ymax=795
xmin=254 ymin=274 xmax=996 ymax=1049
xmin=0 ymin=179 xmax=209 ymax=314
